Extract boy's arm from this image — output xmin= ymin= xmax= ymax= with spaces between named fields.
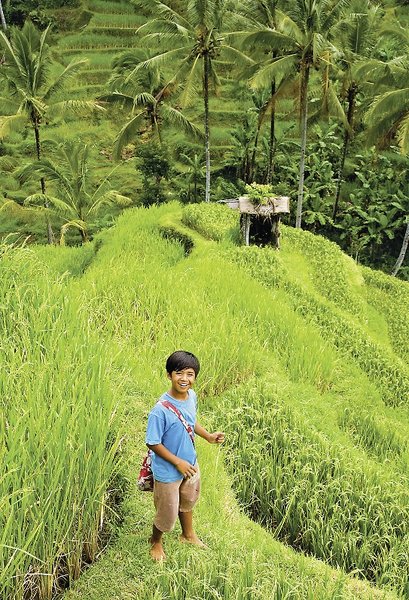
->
xmin=147 ymin=443 xmax=197 ymax=478
xmin=194 ymin=422 xmax=225 ymax=444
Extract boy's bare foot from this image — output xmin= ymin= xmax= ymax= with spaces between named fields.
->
xmin=149 ymin=539 xmax=166 ymax=561
xmin=180 ymin=533 xmax=207 ymax=548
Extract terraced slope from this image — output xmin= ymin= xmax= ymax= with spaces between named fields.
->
xmin=48 ymin=202 xmax=406 ymax=600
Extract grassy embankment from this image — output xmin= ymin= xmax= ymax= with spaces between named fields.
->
xmin=3 ymin=200 xmax=409 ymax=598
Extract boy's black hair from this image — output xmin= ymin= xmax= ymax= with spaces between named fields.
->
xmin=166 ymin=350 xmax=200 ymax=376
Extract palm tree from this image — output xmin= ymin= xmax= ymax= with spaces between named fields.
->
xmin=18 ymin=142 xmax=131 ymax=244
xmin=0 ymin=1 xmax=6 ymax=31
xmin=365 ymin=25 xmax=409 ymax=276
xmin=0 ymin=21 xmax=95 ymax=242
xmin=131 ymin=0 xmax=252 ymax=202
xmin=329 ymin=0 xmax=383 ymax=219
xmin=178 ymin=153 xmax=205 ymax=202
xmin=232 ymin=0 xmax=283 ymax=183
xmin=99 ymin=51 xmax=202 ymax=160
xmin=241 ymin=0 xmax=349 ymax=227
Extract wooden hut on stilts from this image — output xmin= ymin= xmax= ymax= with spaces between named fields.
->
xmin=222 ymin=195 xmax=290 ymax=249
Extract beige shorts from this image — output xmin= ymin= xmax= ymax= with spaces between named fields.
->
xmin=153 ymin=465 xmax=201 ymax=533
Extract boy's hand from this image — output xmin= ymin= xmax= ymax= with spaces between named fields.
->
xmin=175 ymin=459 xmax=197 ymax=479
xmin=208 ymin=431 xmax=225 ymax=444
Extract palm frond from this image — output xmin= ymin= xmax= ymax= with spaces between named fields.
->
xmin=0 ymin=113 xmax=27 ymax=138
xmin=98 ymin=92 xmax=136 ymax=111
xmin=241 ymin=28 xmax=296 ymax=52
xmin=250 ymin=54 xmax=298 ymax=89
xmin=24 ymin=193 xmax=76 ymax=218
xmin=124 ymin=46 xmax=192 ymax=82
xmin=18 ymin=159 xmax=74 ymax=200
xmin=47 ymin=100 xmax=105 ymax=119
xmin=43 ymin=59 xmax=88 ymax=102
xmin=398 ymin=114 xmax=409 ymax=155
xmin=276 ymin=11 xmax=304 ymax=45
xmin=113 ymin=112 xmax=146 ymax=160
xmin=177 ymin=56 xmax=202 ymax=108
xmin=162 ymin=104 xmax=203 ymax=139
xmin=220 ymin=44 xmax=255 ymax=68
xmin=87 ymin=191 xmax=132 ymax=216
xmin=60 ymin=220 xmax=87 ymax=245
xmin=137 ymin=18 xmax=191 ymax=41
xmin=32 ymin=24 xmax=52 ymax=94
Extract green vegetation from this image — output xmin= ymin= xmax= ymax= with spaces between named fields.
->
xmin=2 ymin=200 xmax=409 ymax=599
xmin=1 ymin=0 xmax=408 ymax=275
xmin=1 ymin=1 xmax=409 ymax=598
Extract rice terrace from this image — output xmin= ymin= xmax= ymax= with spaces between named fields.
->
xmin=1 ymin=0 xmax=409 ymax=599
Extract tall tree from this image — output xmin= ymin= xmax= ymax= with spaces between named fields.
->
xmin=233 ymin=0 xmax=283 ymax=183
xmin=131 ymin=0 xmax=251 ymax=202
xmin=18 ymin=141 xmax=131 ymax=244
xmin=329 ymin=0 xmax=383 ymax=219
xmin=0 ymin=21 xmax=94 ymax=242
xmin=99 ymin=50 xmax=202 ymax=160
xmin=0 ymin=1 xmax=6 ymax=31
xmin=242 ymin=0 xmax=349 ymax=227
xmin=365 ymin=25 xmax=409 ymax=276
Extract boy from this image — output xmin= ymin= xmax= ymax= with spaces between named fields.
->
xmin=146 ymin=350 xmax=225 ymax=561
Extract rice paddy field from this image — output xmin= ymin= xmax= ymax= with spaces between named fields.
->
xmin=2 ymin=200 xmax=409 ymax=599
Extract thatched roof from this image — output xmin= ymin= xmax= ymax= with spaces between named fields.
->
xmin=221 ymin=195 xmax=290 ymax=215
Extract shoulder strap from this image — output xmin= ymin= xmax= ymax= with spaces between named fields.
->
xmin=159 ymin=400 xmax=195 ymax=445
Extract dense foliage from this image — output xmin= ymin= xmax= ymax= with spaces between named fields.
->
xmin=0 ymin=0 xmax=408 ymax=276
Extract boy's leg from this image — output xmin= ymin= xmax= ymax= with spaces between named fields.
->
xmin=178 ymin=466 xmax=205 ymax=546
xmin=178 ymin=510 xmax=206 ymax=546
xmin=151 ymin=479 xmax=181 ymax=561
xmin=149 ymin=524 xmax=166 ymax=561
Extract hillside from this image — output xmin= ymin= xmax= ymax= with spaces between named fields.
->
xmin=2 ymin=201 xmax=409 ymax=599
xmin=2 ymin=0 xmax=408 ymax=274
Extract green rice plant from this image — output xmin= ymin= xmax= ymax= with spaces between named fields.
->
xmin=339 ymin=407 xmax=408 ymax=462
xmin=58 ymin=32 xmax=139 ymax=49
xmin=87 ymin=0 xmax=137 ymax=14
xmin=182 ymin=202 xmax=239 ymax=242
xmin=210 ymin=378 xmax=409 ymax=595
xmin=0 ymin=243 xmax=121 ymax=599
xmin=220 ymin=239 xmax=409 ymax=406
xmin=89 ymin=13 xmax=146 ymax=27
xmin=362 ymin=266 xmax=409 ymax=362
xmin=4 ymin=202 xmax=404 ymax=599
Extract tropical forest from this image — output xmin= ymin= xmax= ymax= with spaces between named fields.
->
xmin=1 ymin=0 xmax=409 ymax=599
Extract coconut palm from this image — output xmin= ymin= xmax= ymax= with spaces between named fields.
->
xmin=99 ymin=50 xmax=202 ymax=160
xmin=130 ymin=0 xmax=252 ymax=202
xmin=178 ymin=153 xmax=206 ymax=202
xmin=230 ymin=0 xmax=284 ymax=183
xmin=0 ymin=1 xmax=6 ymax=31
xmin=0 ymin=21 xmax=96 ymax=242
xmin=18 ymin=141 xmax=131 ymax=244
xmin=365 ymin=25 xmax=409 ymax=276
xmin=329 ymin=0 xmax=383 ymax=219
xmin=241 ymin=0 xmax=349 ymax=227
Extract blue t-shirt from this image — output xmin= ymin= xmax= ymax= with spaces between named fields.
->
xmin=145 ymin=389 xmax=197 ymax=483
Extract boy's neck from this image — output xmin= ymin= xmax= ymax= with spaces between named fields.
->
xmin=167 ymin=388 xmax=189 ymax=401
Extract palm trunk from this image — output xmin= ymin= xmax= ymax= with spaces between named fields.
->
xmin=203 ymin=52 xmax=211 ymax=202
xmin=0 ymin=1 xmax=6 ymax=31
xmin=249 ymin=117 xmax=263 ymax=183
xmin=33 ymin=112 xmax=54 ymax=244
xmin=392 ymin=220 xmax=409 ymax=276
xmin=267 ymin=79 xmax=276 ymax=184
xmin=296 ymin=62 xmax=310 ymax=229
xmin=333 ymin=84 xmax=356 ymax=220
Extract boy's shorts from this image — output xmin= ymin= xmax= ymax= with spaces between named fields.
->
xmin=153 ymin=465 xmax=200 ymax=533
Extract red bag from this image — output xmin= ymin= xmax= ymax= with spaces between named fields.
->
xmin=137 ymin=450 xmax=154 ymax=491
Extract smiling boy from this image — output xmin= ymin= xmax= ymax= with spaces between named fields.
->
xmin=146 ymin=350 xmax=224 ymax=561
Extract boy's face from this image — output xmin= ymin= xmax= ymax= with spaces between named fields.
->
xmin=167 ymin=367 xmax=196 ymax=399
